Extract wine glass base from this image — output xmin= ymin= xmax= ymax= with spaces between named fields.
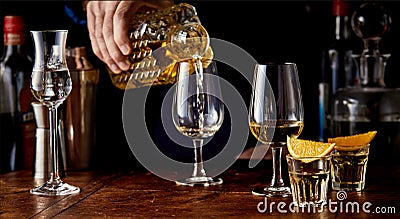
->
xmin=176 ymin=176 xmax=223 ymax=187
xmin=252 ymin=186 xmax=291 ymax=197
xmin=30 ymin=180 xmax=80 ymax=196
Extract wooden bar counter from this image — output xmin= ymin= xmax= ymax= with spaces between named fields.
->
xmin=1 ymin=160 xmax=400 ymax=218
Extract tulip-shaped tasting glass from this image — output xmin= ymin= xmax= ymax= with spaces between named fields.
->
xmin=172 ymin=60 xmax=224 ymax=186
xmin=249 ymin=63 xmax=304 ymax=197
xmin=29 ymin=30 xmax=79 ymax=196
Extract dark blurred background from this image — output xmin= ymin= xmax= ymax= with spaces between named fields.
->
xmin=1 ymin=0 xmax=400 ymax=171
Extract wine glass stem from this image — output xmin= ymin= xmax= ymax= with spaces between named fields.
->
xmin=270 ymin=144 xmax=284 ymax=187
xmin=192 ymin=139 xmax=206 ymax=178
xmin=49 ymin=106 xmax=61 ymax=183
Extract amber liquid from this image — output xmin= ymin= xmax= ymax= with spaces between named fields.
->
xmin=109 ymin=40 xmax=214 ymax=90
xmin=249 ymin=120 xmax=304 ymax=144
xmin=106 ymin=3 xmax=214 ymax=90
xmin=330 ymin=146 xmax=369 ymax=191
xmin=177 ymin=126 xmax=220 ymax=139
xmin=109 ymin=40 xmax=169 ymax=89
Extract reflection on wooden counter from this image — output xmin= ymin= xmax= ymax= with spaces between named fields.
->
xmin=1 ymin=160 xmax=400 ymax=218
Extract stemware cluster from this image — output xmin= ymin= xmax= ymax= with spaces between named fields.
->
xmin=171 ymin=61 xmax=304 ymax=195
xmin=28 ymin=33 xmax=303 ymax=197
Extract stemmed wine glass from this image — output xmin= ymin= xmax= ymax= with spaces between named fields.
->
xmin=172 ymin=59 xmax=224 ymax=186
xmin=29 ymin=30 xmax=80 ymax=195
xmin=249 ymin=62 xmax=304 ymax=197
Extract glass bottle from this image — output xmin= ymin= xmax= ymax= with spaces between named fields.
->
xmin=0 ymin=16 xmax=33 ymax=173
xmin=20 ymin=69 xmax=37 ymax=172
xmin=108 ymin=3 xmax=213 ymax=90
xmin=319 ymin=0 xmax=356 ymax=141
xmin=330 ymin=3 xmax=397 ymax=165
xmin=329 ymin=0 xmax=357 ymax=91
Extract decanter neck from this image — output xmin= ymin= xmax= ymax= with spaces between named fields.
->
xmin=353 ymin=52 xmax=390 ymax=88
xmin=363 ymin=39 xmax=380 ymax=55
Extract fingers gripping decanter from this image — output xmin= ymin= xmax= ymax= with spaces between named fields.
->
xmin=108 ymin=3 xmax=213 ymax=90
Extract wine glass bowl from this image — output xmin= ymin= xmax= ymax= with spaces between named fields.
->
xmin=30 ymin=35 xmax=72 ymax=107
xmin=172 ymin=59 xmax=224 ymax=186
xmin=249 ymin=62 xmax=304 ymax=197
xmin=29 ymin=30 xmax=79 ymax=196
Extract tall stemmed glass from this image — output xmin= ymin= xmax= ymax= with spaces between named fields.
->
xmin=29 ymin=30 xmax=79 ymax=196
xmin=172 ymin=60 xmax=224 ymax=186
xmin=249 ymin=63 xmax=304 ymax=197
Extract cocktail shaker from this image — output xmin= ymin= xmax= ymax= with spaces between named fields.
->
xmin=31 ymin=102 xmax=65 ymax=178
xmin=64 ymin=46 xmax=99 ymax=170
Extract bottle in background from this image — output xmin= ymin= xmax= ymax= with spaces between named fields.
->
xmin=331 ymin=2 xmax=395 ymax=166
xmin=328 ymin=0 xmax=357 ymax=92
xmin=20 ymin=75 xmax=36 ymax=171
xmin=319 ymin=0 xmax=356 ymax=141
xmin=0 ymin=15 xmax=34 ymax=173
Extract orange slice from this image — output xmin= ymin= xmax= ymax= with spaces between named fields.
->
xmin=328 ymin=131 xmax=377 ymax=151
xmin=287 ymin=136 xmax=335 ymax=160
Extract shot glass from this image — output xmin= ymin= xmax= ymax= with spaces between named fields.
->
xmin=286 ymin=155 xmax=331 ymax=207
xmin=330 ymin=144 xmax=370 ymax=191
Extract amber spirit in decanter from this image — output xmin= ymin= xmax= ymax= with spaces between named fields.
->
xmin=108 ymin=3 xmax=213 ymax=90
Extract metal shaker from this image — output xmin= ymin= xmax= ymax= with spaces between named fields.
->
xmin=64 ymin=47 xmax=99 ymax=170
xmin=31 ymin=102 xmax=65 ymax=178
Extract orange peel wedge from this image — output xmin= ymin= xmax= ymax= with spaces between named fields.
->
xmin=287 ymin=136 xmax=335 ymax=162
xmin=328 ymin=131 xmax=377 ymax=151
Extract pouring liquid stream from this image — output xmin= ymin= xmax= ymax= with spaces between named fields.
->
xmin=194 ymin=58 xmax=205 ymax=134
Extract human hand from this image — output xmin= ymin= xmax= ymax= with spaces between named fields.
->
xmin=85 ymin=0 xmax=174 ymax=73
